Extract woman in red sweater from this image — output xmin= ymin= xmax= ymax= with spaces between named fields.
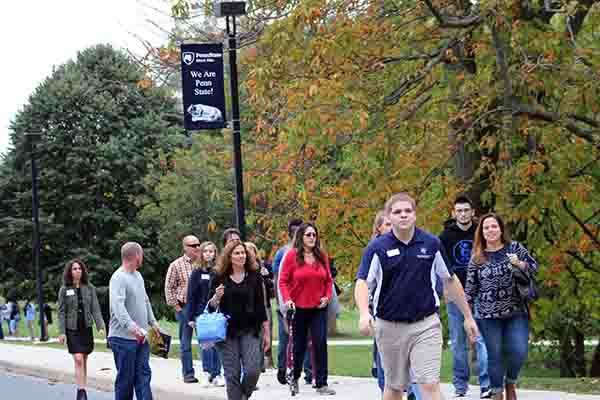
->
xmin=279 ymin=222 xmax=335 ymax=396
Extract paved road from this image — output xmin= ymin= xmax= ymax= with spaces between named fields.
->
xmin=0 ymin=370 xmax=113 ymax=400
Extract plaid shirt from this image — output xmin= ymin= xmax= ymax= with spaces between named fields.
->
xmin=164 ymin=255 xmax=196 ymax=307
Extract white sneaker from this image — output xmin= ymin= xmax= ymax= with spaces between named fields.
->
xmin=213 ymin=375 xmax=226 ymax=387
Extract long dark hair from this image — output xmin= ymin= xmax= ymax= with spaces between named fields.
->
xmin=215 ymin=240 xmax=258 ymax=278
xmin=471 ymin=213 xmax=511 ymax=265
xmin=293 ymin=223 xmax=327 ymax=267
xmin=63 ymin=258 xmax=89 ymax=286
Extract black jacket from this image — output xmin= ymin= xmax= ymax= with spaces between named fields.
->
xmin=439 ymin=219 xmax=476 ymax=288
xmin=184 ymin=267 xmax=214 ymax=325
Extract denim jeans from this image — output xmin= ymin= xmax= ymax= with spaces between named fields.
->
xmin=109 ymin=337 xmax=153 ymax=400
xmin=447 ymin=302 xmax=490 ymax=394
xmin=176 ymin=310 xmax=195 ymax=378
xmin=478 ymin=315 xmax=529 ymax=395
xmin=0 ymin=318 xmax=4 ymax=339
xmin=202 ymin=346 xmax=222 ymax=379
xmin=277 ymin=310 xmax=312 ymax=380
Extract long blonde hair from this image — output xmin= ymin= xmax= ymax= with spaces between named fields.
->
xmin=198 ymin=241 xmax=218 ymax=269
xmin=372 ymin=210 xmax=386 ymax=240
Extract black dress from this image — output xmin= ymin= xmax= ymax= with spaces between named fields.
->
xmin=66 ymin=288 xmax=94 ymax=354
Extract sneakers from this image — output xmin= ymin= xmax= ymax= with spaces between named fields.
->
xmin=212 ymin=375 xmax=226 ymax=387
xmin=481 ymin=387 xmax=493 ymax=399
xmin=316 ymin=385 xmax=336 ymax=395
xmin=183 ymin=375 xmax=199 ymax=383
xmin=454 ymin=393 xmax=466 ymax=398
xmin=291 ymin=380 xmax=300 ymax=395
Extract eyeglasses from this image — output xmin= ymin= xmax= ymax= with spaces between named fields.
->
xmin=185 ymin=243 xmax=202 ymax=248
xmin=304 ymin=232 xmax=317 ymax=238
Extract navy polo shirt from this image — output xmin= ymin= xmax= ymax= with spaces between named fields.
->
xmin=356 ymin=228 xmax=454 ymax=322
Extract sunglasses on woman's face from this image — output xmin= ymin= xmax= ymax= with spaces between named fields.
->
xmin=304 ymin=232 xmax=317 ymax=238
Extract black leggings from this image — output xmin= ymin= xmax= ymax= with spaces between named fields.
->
xmin=292 ymin=307 xmax=328 ymax=387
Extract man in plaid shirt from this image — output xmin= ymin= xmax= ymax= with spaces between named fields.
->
xmin=165 ymin=235 xmax=202 ymax=383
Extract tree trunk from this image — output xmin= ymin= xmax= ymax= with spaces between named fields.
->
xmin=560 ymin=328 xmax=576 ymax=377
xmin=574 ymin=329 xmax=586 ymax=377
xmin=589 ymin=340 xmax=600 ymax=377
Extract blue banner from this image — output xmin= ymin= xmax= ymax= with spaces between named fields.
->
xmin=180 ymin=43 xmax=226 ymax=130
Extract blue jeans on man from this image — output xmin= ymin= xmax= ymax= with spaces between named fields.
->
xmin=109 ymin=337 xmax=153 ymax=400
xmin=478 ymin=315 xmax=529 ymax=395
xmin=447 ymin=302 xmax=490 ymax=395
xmin=0 ymin=318 xmax=4 ymax=339
xmin=277 ymin=310 xmax=312 ymax=381
xmin=176 ymin=310 xmax=195 ymax=379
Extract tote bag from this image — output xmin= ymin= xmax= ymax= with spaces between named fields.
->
xmin=196 ymin=305 xmax=228 ymax=344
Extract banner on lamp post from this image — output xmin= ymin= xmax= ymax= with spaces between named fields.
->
xmin=180 ymin=43 xmax=227 ymax=130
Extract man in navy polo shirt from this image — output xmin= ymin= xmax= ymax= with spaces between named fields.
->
xmin=355 ymin=193 xmax=479 ymax=400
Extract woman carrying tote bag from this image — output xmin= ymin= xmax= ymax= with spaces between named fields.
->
xmin=207 ymin=240 xmax=269 ymax=400
xmin=58 ymin=258 xmax=106 ymax=400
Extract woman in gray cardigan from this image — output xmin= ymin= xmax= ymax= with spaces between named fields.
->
xmin=58 ymin=259 xmax=105 ymax=400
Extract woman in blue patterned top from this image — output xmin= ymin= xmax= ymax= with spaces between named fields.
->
xmin=465 ymin=213 xmax=538 ymax=400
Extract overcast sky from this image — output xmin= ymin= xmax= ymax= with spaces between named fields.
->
xmin=0 ymin=1 xmax=172 ymax=155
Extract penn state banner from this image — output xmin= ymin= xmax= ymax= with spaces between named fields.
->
xmin=180 ymin=43 xmax=226 ymax=130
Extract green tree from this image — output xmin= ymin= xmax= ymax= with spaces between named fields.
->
xmin=0 ymin=44 xmax=183 ymax=302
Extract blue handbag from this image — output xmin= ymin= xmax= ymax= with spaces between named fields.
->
xmin=196 ymin=305 xmax=228 ymax=344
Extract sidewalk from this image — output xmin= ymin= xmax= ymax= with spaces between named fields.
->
xmin=0 ymin=342 xmax=598 ymax=400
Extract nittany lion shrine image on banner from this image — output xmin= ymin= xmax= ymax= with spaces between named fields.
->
xmin=180 ymin=43 xmax=227 ymax=130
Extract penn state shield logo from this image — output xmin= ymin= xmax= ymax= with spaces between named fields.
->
xmin=453 ymin=240 xmax=473 ymax=266
xmin=182 ymin=52 xmax=195 ymax=66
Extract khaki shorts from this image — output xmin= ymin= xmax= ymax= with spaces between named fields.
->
xmin=375 ymin=314 xmax=442 ymax=391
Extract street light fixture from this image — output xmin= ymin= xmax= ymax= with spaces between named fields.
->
xmin=24 ymin=131 xmax=46 ymax=342
xmin=214 ymin=1 xmax=247 ymax=239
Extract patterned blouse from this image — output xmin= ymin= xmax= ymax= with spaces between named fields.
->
xmin=465 ymin=241 xmax=538 ymax=319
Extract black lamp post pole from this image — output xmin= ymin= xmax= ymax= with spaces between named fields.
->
xmin=226 ymin=15 xmax=246 ymax=240
xmin=27 ymin=133 xmax=45 ymax=341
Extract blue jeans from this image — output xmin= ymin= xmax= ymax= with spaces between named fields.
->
xmin=447 ymin=302 xmax=490 ymax=394
xmin=0 ymin=318 xmax=4 ymax=339
xmin=176 ymin=310 xmax=195 ymax=378
xmin=277 ymin=310 xmax=312 ymax=381
xmin=202 ymin=346 xmax=222 ymax=379
xmin=478 ymin=315 xmax=529 ymax=395
xmin=109 ymin=337 xmax=153 ymax=400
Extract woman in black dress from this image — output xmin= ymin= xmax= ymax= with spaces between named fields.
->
xmin=58 ymin=259 xmax=106 ymax=400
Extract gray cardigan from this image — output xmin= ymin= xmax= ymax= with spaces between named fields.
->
xmin=57 ymin=283 xmax=106 ymax=334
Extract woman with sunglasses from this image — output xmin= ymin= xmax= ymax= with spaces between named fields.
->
xmin=279 ymin=223 xmax=335 ymax=395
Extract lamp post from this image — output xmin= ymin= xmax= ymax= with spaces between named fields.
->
xmin=24 ymin=131 xmax=46 ymax=342
xmin=215 ymin=1 xmax=247 ymax=240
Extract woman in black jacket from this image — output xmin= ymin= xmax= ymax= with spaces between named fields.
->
xmin=208 ymin=240 xmax=269 ymax=400
xmin=57 ymin=259 xmax=106 ymax=400
xmin=185 ymin=241 xmax=225 ymax=387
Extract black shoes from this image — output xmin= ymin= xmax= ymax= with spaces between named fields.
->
xmin=277 ymin=368 xmax=287 ymax=385
xmin=184 ymin=376 xmax=199 ymax=383
xmin=76 ymin=388 xmax=87 ymax=400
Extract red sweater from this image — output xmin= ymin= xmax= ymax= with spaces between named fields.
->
xmin=279 ymin=248 xmax=333 ymax=309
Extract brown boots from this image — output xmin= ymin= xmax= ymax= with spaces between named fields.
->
xmin=505 ymin=383 xmax=517 ymax=400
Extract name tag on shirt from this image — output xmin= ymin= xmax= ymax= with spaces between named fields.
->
xmin=201 ymin=274 xmax=210 ymax=280
xmin=66 ymin=289 xmax=75 ymax=296
xmin=386 ymin=248 xmax=400 ymax=257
